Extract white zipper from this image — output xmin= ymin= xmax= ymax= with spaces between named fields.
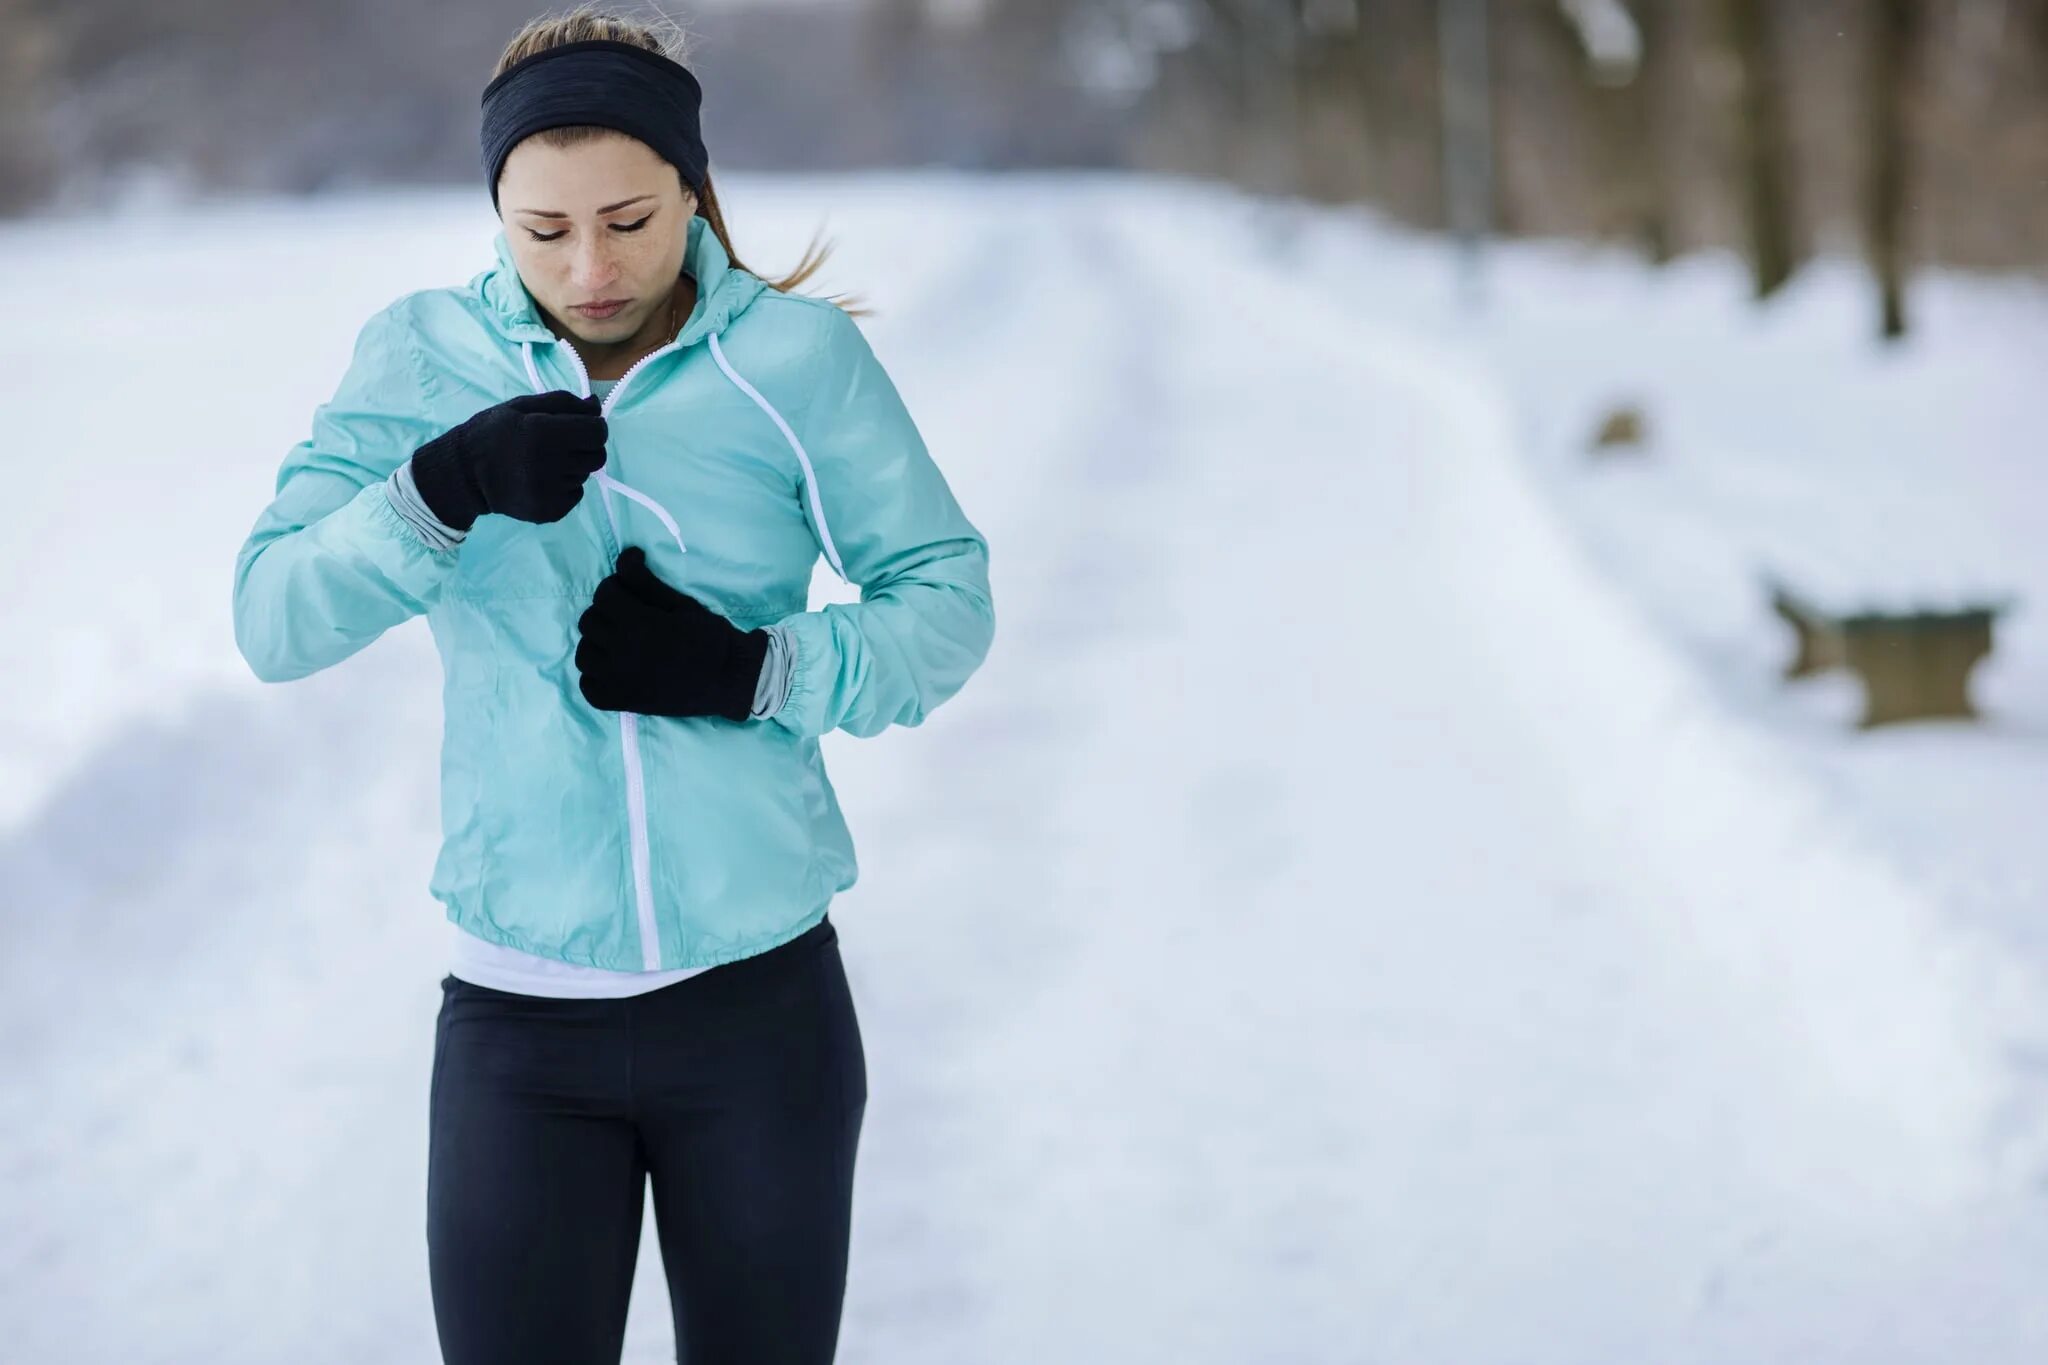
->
xmin=527 ymin=330 xmax=688 ymax=972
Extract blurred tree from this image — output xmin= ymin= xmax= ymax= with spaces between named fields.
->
xmin=6 ymin=0 xmax=2046 ymax=292
xmin=0 ymin=0 xmax=59 ymax=214
xmin=1548 ymin=0 xmax=1669 ymax=260
xmin=1363 ymin=0 xmax=1449 ymax=228
xmin=1629 ymin=0 xmax=1675 ymax=262
xmin=1438 ymin=0 xmax=1493 ymax=299
xmin=1173 ymin=0 xmax=1312 ymax=191
xmin=1865 ymin=0 xmax=1916 ymax=339
xmin=1720 ymin=0 xmax=1798 ymax=298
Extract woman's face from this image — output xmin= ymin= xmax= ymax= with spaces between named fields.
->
xmin=496 ymin=132 xmax=698 ymax=349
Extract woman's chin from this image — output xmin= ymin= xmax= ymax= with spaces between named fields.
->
xmin=566 ymin=314 xmax=634 ymax=342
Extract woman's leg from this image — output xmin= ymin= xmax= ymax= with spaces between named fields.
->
xmin=427 ymin=977 xmax=647 ymax=1365
xmin=634 ymin=918 xmax=868 ymax=1364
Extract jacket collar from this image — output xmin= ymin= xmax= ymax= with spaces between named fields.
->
xmin=472 ymin=212 xmax=767 ymax=348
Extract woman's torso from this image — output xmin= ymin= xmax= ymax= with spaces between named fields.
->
xmin=403 ymin=217 xmax=860 ymax=974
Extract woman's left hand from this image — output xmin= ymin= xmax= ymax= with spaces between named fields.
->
xmin=575 ymin=546 xmax=770 ymax=721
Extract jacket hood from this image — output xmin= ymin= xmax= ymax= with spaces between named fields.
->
xmin=471 ymin=211 xmax=769 ymax=348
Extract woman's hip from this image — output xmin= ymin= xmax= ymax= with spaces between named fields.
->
xmin=431 ymin=913 xmax=863 ymax=1116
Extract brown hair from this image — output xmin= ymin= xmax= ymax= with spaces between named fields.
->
xmin=493 ymin=5 xmax=865 ymax=314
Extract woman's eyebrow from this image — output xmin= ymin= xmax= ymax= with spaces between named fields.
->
xmin=514 ymin=195 xmax=655 ymax=220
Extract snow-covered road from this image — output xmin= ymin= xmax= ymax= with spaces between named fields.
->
xmin=5 ymin=176 xmax=2044 ymax=1363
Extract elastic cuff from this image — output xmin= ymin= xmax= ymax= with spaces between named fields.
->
xmin=769 ymin=614 xmax=823 ymax=737
xmin=384 ymin=462 xmax=468 ymax=554
xmin=370 ymin=477 xmax=458 ymax=557
xmin=750 ymin=624 xmax=796 ymax=719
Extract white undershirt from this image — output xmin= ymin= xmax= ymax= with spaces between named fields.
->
xmin=448 ymin=921 xmax=713 ymax=998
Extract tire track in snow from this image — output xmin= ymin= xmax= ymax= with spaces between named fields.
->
xmin=811 ymin=192 xmax=1214 ymax=1364
xmin=825 ymin=182 xmax=2048 ymax=1364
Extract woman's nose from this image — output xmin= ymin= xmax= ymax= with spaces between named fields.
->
xmin=570 ymin=241 xmax=618 ymax=291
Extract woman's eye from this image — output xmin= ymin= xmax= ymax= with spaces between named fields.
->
xmin=525 ymin=215 xmax=651 ymax=243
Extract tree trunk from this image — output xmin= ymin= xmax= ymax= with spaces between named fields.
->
xmin=1632 ymin=0 xmax=1675 ymax=263
xmin=1867 ymin=0 xmax=1916 ymax=340
xmin=1724 ymin=0 xmax=1797 ymax=299
xmin=0 ymin=0 xmax=59 ymax=215
xmin=1438 ymin=0 xmax=1494 ymax=266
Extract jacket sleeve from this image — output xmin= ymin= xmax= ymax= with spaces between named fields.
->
xmin=232 ymin=302 xmax=462 ymax=683
xmin=770 ymin=305 xmax=995 ymax=739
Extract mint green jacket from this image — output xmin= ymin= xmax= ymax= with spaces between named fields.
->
xmin=232 ymin=215 xmax=994 ymax=969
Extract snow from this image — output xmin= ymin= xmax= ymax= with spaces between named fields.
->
xmin=4 ymin=171 xmax=2047 ymax=1362
xmin=1248 ymin=198 xmax=2048 ymax=968
xmin=1559 ymin=0 xmax=1644 ymax=81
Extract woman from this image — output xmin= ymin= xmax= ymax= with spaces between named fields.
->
xmin=230 ymin=9 xmax=995 ymax=1362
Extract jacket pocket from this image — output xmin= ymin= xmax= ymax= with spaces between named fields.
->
xmin=640 ymin=713 xmax=828 ymax=952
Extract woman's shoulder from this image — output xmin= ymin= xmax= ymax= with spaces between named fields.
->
xmin=745 ymin=287 xmax=847 ymax=319
xmin=723 ymin=291 xmax=879 ymax=403
xmin=348 ymin=283 xmax=534 ymax=400
xmin=336 ymin=286 xmax=488 ymax=360
xmin=396 ymin=281 xmax=505 ymax=341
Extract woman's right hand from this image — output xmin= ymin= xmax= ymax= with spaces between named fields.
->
xmin=409 ymin=390 xmax=609 ymax=530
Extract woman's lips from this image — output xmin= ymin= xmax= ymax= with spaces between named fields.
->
xmin=573 ymin=299 xmax=629 ymax=319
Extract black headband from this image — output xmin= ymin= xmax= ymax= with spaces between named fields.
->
xmin=480 ymin=39 xmax=708 ymax=210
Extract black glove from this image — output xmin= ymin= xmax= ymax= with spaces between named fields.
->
xmin=575 ymin=546 xmax=771 ymax=721
xmin=409 ymin=390 xmax=608 ymax=531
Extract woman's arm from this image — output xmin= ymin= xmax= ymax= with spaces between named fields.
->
xmin=769 ymin=306 xmax=995 ymax=739
xmin=232 ymin=302 xmax=464 ymax=683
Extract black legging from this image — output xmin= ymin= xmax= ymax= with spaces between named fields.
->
xmin=426 ymin=915 xmax=866 ymax=1364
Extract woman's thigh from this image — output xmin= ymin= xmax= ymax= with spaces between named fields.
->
xmin=634 ymin=922 xmax=868 ymax=1364
xmin=427 ymin=977 xmax=647 ymax=1365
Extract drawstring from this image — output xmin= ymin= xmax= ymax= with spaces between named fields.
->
xmin=521 ymin=339 xmax=688 ymax=556
xmin=597 ymin=479 xmax=685 ymax=549
xmin=518 ymin=332 xmax=845 ymax=580
xmin=708 ymin=333 xmax=846 ymax=581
